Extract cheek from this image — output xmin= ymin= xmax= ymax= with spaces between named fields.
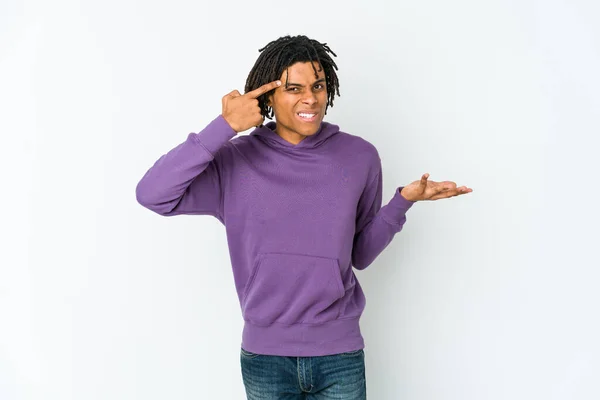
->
xmin=272 ymin=96 xmax=296 ymax=113
xmin=314 ymin=90 xmax=327 ymax=102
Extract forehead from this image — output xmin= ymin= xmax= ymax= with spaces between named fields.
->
xmin=280 ymin=61 xmax=325 ymax=83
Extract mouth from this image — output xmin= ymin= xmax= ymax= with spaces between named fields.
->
xmin=296 ymin=111 xmax=319 ymax=123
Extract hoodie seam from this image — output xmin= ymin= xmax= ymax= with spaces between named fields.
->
xmin=243 ymin=316 xmax=360 ymax=327
xmin=190 ymin=135 xmax=216 ymax=159
xmin=380 ymin=212 xmax=406 ymax=227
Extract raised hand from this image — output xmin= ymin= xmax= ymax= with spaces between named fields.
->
xmin=221 ymin=80 xmax=282 ymax=132
xmin=400 ymin=173 xmax=473 ymax=202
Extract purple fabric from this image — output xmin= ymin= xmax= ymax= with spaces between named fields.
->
xmin=136 ymin=115 xmax=415 ymax=356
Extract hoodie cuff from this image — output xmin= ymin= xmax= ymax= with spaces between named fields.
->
xmin=381 ymin=187 xmax=416 ymax=225
xmin=191 ymin=115 xmax=237 ymax=157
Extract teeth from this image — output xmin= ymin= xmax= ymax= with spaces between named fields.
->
xmin=298 ymin=113 xmax=315 ymax=118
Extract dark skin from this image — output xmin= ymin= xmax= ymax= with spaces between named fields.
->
xmin=265 ymin=61 xmax=329 ymax=145
xmin=221 ymin=61 xmax=473 ymax=202
xmin=400 ymin=173 xmax=472 ymax=201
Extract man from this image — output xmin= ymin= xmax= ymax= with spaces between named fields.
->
xmin=136 ymin=35 xmax=472 ymax=399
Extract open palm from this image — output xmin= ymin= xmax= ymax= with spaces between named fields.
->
xmin=400 ymin=173 xmax=473 ymax=202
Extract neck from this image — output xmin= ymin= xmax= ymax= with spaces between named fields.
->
xmin=274 ymin=127 xmax=307 ymax=145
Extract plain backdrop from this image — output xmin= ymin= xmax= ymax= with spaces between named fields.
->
xmin=1 ymin=0 xmax=599 ymax=399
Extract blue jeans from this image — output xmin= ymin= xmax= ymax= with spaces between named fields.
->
xmin=240 ymin=348 xmax=367 ymax=399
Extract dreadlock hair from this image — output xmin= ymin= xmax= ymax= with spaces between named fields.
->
xmin=245 ymin=35 xmax=340 ymax=120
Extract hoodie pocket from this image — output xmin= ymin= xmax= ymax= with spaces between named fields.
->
xmin=242 ymin=253 xmax=346 ymax=326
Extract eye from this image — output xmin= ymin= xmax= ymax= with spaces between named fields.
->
xmin=314 ymin=84 xmax=325 ymax=90
xmin=287 ymin=87 xmax=300 ymax=92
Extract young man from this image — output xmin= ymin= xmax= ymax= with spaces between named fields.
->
xmin=136 ymin=35 xmax=472 ymax=399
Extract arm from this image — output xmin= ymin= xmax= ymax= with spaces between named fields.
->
xmin=135 ymin=115 xmax=236 ymax=221
xmin=135 ymin=80 xmax=282 ymax=221
xmin=351 ymin=165 xmax=415 ymax=270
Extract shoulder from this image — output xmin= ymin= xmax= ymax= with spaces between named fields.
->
xmin=334 ymin=129 xmax=381 ymax=166
xmin=329 ymin=128 xmax=382 ymax=187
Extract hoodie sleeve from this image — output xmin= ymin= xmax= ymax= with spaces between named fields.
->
xmin=135 ymin=115 xmax=237 ymax=222
xmin=351 ymin=163 xmax=416 ymax=270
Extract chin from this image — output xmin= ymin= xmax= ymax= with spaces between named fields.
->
xmin=298 ymin=121 xmax=324 ymax=136
xmin=302 ymin=128 xmax=320 ymax=136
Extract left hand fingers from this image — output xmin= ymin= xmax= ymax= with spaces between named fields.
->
xmin=429 ymin=186 xmax=471 ymax=200
xmin=431 ymin=181 xmax=456 ymax=194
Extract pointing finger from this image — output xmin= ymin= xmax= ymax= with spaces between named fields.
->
xmin=246 ymin=80 xmax=282 ymax=99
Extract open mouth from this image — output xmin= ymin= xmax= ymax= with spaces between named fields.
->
xmin=296 ymin=112 xmax=318 ymax=122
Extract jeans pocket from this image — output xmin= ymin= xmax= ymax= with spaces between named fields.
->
xmin=240 ymin=348 xmax=261 ymax=359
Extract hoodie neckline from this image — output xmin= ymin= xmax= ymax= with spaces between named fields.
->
xmin=250 ymin=120 xmax=340 ymax=150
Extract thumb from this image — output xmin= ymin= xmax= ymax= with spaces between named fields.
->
xmin=420 ymin=173 xmax=429 ymax=186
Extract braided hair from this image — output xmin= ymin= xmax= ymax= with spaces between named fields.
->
xmin=245 ymin=35 xmax=340 ymax=120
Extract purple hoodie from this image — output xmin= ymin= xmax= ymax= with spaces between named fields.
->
xmin=136 ymin=115 xmax=415 ymax=357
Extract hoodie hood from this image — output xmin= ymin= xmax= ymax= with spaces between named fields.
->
xmin=250 ymin=120 xmax=340 ymax=150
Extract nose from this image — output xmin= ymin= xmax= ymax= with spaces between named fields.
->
xmin=301 ymin=92 xmax=317 ymax=105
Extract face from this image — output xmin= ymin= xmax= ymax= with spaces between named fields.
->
xmin=266 ymin=61 xmax=328 ymax=145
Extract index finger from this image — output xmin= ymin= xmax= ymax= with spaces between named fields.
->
xmin=245 ymin=80 xmax=282 ymax=98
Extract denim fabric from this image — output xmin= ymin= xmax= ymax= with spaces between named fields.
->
xmin=240 ymin=348 xmax=366 ymax=399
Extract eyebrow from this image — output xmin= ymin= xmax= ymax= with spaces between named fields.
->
xmin=285 ymin=78 xmax=326 ymax=87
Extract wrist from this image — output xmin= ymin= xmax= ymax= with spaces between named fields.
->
xmin=221 ymin=114 xmax=241 ymax=133
xmin=399 ymin=187 xmax=415 ymax=202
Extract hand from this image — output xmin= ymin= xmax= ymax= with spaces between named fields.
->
xmin=400 ymin=173 xmax=473 ymax=202
xmin=221 ymin=80 xmax=282 ymax=132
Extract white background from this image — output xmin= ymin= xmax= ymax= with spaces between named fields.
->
xmin=1 ymin=0 xmax=599 ymax=399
